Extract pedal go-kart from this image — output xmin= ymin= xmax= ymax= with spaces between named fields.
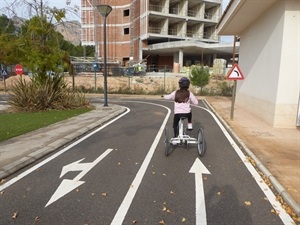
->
xmin=164 ymin=117 xmax=205 ymax=157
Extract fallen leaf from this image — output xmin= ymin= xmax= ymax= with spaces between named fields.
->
xmin=159 ymin=220 xmax=166 ymax=225
xmin=162 ymin=205 xmax=174 ymax=214
xmin=245 ymin=201 xmax=251 ymax=206
xmin=271 ymin=209 xmax=279 ymax=215
xmin=166 ymin=209 xmax=174 ymax=214
xmin=12 ymin=212 xmax=18 ymax=219
xmin=293 ymin=216 xmax=300 ymax=222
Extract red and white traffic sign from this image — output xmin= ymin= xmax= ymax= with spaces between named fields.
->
xmin=15 ymin=64 xmax=23 ymax=75
xmin=227 ymin=64 xmax=244 ymax=80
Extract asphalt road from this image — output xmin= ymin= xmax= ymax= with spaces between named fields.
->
xmin=0 ymin=99 xmax=294 ymax=225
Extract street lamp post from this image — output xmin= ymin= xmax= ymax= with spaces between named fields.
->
xmin=96 ymin=4 xmax=112 ymax=107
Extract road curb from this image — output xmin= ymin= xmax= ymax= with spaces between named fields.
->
xmin=203 ymin=99 xmax=300 ymax=217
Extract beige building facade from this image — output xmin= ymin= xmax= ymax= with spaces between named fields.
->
xmin=217 ymin=0 xmax=300 ymax=128
xmin=81 ymin=0 xmax=234 ymax=71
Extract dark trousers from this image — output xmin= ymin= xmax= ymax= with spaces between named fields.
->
xmin=173 ymin=112 xmax=192 ymax=137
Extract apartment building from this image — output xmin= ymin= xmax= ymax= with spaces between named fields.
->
xmin=81 ymin=0 xmax=231 ymax=71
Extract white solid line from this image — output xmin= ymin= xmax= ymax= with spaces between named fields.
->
xmin=110 ymin=102 xmax=171 ymax=225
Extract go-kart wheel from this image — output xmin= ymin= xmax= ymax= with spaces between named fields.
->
xmin=164 ymin=127 xmax=171 ymax=156
xmin=197 ymin=128 xmax=206 ymax=157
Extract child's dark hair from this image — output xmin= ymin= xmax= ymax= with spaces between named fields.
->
xmin=175 ymin=89 xmax=190 ymax=103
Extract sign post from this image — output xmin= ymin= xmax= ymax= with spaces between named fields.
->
xmin=227 ymin=36 xmax=244 ymax=120
xmin=227 ymin=64 xmax=245 ymax=120
xmin=15 ymin=64 xmax=23 ymax=75
xmin=93 ymin=63 xmax=97 ymax=93
xmin=1 ymin=69 xmax=8 ymax=92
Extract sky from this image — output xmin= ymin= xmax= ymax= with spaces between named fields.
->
xmin=1 ymin=0 xmax=233 ymax=42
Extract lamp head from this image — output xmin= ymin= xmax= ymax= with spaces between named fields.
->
xmin=96 ymin=4 xmax=112 ymax=17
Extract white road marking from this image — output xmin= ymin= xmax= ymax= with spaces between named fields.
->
xmin=189 ymin=158 xmax=211 ymax=225
xmin=45 ymin=149 xmax=113 ymax=207
xmin=196 ymin=105 xmax=294 ymax=225
xmin=110 ymin=102 xmax=171 ymax=225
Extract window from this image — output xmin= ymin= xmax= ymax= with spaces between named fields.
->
xmin=123 ymin=9 xmax=130 ymax=17
xmin=124 ymin=28 xmax=129 ymax=35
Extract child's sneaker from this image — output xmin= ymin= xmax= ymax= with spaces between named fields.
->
xmin=187 ymin=123 xmax=193 ymax=130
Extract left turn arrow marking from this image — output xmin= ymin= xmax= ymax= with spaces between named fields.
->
xmin=45 ymin=148 xmax=113 ymax=207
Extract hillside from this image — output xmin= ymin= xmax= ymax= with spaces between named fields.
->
xmin=54 ymin=20 xmax=81 ymax=46
xmin=11 ymin=16 xmax=81 ymax=46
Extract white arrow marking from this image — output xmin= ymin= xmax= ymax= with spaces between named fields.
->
xmin=60 ymin=158 xmax=90 ymax=178
xmin=45 ymin=148 xmax=113 ymax=207
xmin=189 ymin=158 xmax=211 ymax=225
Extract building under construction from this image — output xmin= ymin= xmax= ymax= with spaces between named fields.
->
xmin=81 ymin=0 xmax=234 ymax=72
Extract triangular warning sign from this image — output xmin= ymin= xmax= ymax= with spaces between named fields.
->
xmin=1 ymin=69 xmax=8 ymax=76
xmin=227 ymin=64 xmax=244 ymax=80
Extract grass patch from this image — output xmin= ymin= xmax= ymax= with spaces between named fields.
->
xmin=0 ymin=107 xmax=92 ymax=142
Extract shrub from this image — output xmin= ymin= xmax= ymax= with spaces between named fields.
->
xmin=217 ymin=81 xmax=232 ymax=96
xmin=8 ymin=75 xmax=90 ymax=112
xmin=189 ymin=65 xmax=210 ymax=95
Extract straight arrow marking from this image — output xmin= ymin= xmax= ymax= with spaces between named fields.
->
xmin=45 ymin=148 xmax=113 ymax=207
xmin=189 ymin=158 xmax=211 ymax=225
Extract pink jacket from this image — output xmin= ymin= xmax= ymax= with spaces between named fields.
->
xmin=164 ymin=91 xmax=198 ymax=114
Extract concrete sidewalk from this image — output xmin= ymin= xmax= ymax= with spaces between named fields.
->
xmin=0 ymin=96 xmax=299 ymax=217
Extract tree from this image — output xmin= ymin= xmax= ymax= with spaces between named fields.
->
xmin=0 ymin=14 xmax=18 ymax=65
xmin=189 ymin=65 xmax=210 ymax=95
xmin=0 ymin=14 xmax=16 ymax=34
xmin=0 ymin=1 xmax=91 ymax=112
xmin=18 ymin=15 xmax=67 ymax=78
